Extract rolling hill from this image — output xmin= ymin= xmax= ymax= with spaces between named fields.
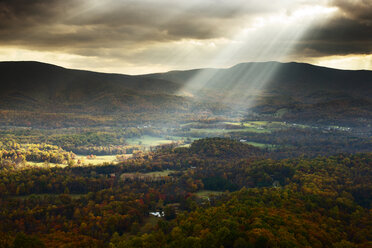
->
xmin=148 ymin=61 xmax=372 ymax=98
xmin=0 ymin=61 xmax=181 ymax=112
xmin=0 ymin=61 xmax=371 ymax=126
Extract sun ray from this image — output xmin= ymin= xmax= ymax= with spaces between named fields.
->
xmin=177 ymin=4 xmax=337 ymax=115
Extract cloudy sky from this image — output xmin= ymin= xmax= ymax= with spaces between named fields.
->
xmin=0 ymin=0 xmax=371 ymax=74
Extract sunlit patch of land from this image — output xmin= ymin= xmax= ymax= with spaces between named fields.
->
xmin=224 ymin=121 xmax=283 ymax=127
xmin=179 ymin=120 xmax=306 ymax=138
xmin=189 ymin=127 xmax=268 ymax=134
xmin=126 ymin=135 xmax=186 ymax=147
xmin=195 ymin=190 xmax=225 ymax=199
xmin=26 ymin=155 xmax=125 ymax=167
xmin=144 ymin=170 xmax=177 ymax=177
xmin=75 ymin=155 xmax=122 ymax=165
xmin=26 ymin=161 xmax=66 ymax=168
xmin=243 ymin=141 xmax=276 ymax=149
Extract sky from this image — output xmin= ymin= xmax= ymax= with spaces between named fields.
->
xmin=0 ymin=0 xmax=371 ymax=74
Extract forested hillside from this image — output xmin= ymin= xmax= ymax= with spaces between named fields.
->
xmin=148 ymin=61 xmax=372 ymax=96
xmin=1 ymin=61 xmax=371 ymax=127
xmin=0 ymin=61 xmax=182 ymax=113
xmin=0 ymin=138 xmax=371 ymax=247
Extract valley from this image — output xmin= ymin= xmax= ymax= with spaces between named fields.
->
xmin=0 ymin=61 xmax=370 ymax=248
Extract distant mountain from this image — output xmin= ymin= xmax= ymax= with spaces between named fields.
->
xmin=0 ymin=61 xmax=181 ymax=112
xmin=147 ymin=61 xmax=372 ymax=98
xmin=147 ymin=61 xmax=372 ymax=126
xmin=0 ymin=61 xmax=371 ymax=124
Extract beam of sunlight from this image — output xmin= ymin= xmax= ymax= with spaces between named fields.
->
xmin=177 ymin=4 xmax=337 ymax=116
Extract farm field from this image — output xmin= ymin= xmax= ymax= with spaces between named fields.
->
xmin=27 ymin=155 xmax=124 ymax=167
xmin=194 ymin=190 xmax=225 ymax=199
xmin=144 ymin=169 xmax=177 ymax=177
xmin=126 ymin=135 xmax=186 ymax=147
xmin=26 ymin=161 xmax=66 ymax=168
xmin=189 ymin=127 xmax=269 ymax=134
xmin=243 ymin=141 xmax=276 ymax=149
xmin=75 ymin=155 xmax=122 ymax=165
xmin=224 ymin=120 xmax=296 ymax=129
xmin=181 ymin=120 xmax=298 ymax=136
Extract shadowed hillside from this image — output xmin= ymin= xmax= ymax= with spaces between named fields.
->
xmin=0 ymin=61 xmax=371 ymax=127
xmin=0 ymin=61 xmax=181 ymax=112
xmin=2 ymin=61 xmax=372 ymax=109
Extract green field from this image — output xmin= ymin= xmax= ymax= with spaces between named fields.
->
xmin=76 ymin=155 xmax=120 ymax=165
xmin=244 ymin=141 xmax=275 ymax=149
xmin=27 ymin=155 xmax=123 ymax=167
xmin=224 ymin=121 xmax=287 ymax=129
xmin=188 ymin=126 xmax=269 ymax=135
xmin=144 ymin=170 xmax=177 ymax=177
xmin=181 ymin=120 xmax=286 ymax=136
xmin=27 ymin=161 xmax=66 ymax=168
xmin=126 ymin=135 xmax=186 ymax=147
xmin=184 ymin=120 xmax=311 ymax=137
xmin=195 ymin=190 xmax=225 ymax=199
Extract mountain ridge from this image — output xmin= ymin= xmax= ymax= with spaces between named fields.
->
xmin=147 ymin=61 xmax=372 ymax=97
xmin=0 ymin=60 xmax=371 ymax=112
xmin=0 ymin=61 xmax=183 ymax=112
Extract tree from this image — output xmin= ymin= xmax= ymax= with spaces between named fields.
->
xmin=12 ymin=233 xmax=45 ymax=248
xmin=234 ymin=237 xmax=251 ymax=248
xmin=164 ymin=205 xmax=176 ymax=220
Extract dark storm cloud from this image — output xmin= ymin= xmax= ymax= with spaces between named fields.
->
xmin=0 ymin=0 xmax=83 ymax=48
xmin=0 ymin=0 xmax=370 ymax=60
xmin=0 ymin=0 xmax=261 ymax=52
xmin=331 ymin=0 xmax=372 ymax=24
xmin=295 ymin=0 xmax=372 ymax=57
xmin=0 ymin=0 xmax=77 ymax=30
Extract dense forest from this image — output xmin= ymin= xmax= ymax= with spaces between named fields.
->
xmin=0 ymin=138 xmax=371 ymax=247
